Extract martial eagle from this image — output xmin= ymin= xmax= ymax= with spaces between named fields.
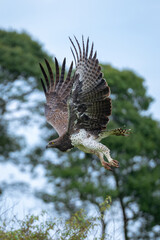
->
xmin=40 ymin=37 xmax=130 ymax=171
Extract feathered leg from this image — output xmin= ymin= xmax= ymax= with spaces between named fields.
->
xmin=81 ymin=139 xmax=119 ymax=171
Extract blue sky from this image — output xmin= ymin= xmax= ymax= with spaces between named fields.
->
xmin=1 ymin=0 xmax=160 ymax=119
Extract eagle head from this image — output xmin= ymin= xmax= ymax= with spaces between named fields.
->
xmin=46 ymin=139 xmax=61 ymax=149
xmin=46 ymin=135 xmax=73 ymax=152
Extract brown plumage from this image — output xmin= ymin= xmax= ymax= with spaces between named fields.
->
xmin=68 ymin=36 xmax=111 ymax=135
xmin=40 ymin=37 xmax=130 ymax=170
xmin=40 ymin=58 xmax=74 ymax=136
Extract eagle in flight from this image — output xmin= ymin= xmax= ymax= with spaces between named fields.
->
xmin=40 ymin=36 xmax=130 ymax=171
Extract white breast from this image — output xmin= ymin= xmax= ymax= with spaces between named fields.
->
xmin=70 ymin=129 xmax=97 ymax=153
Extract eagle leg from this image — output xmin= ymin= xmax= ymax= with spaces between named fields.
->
xmin=96 ymin=153 xmax=119 ymax=171
xmin=97 ymin=153 xmax=113 ymax=171
xmin=81 ymin=138 xmax=119 ymax=170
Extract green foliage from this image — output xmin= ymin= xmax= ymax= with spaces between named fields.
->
xmin=0 ymin=213 xmax=55 ymax=240
xmin=0 ymin=197 xmax=111 ymax=240
xmin=0 ymin=29 xmax=52 ymax=81
xmin=63 ymin=209 xmax=96 ymax=240
xmin=99 ymin=196 xmax=112 ymax=213
xmin=0 ymin=29 xmax=54 ymax=165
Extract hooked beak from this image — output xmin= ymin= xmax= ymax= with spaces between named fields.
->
xmin=46 ymin=141 xmax=54 ymax=149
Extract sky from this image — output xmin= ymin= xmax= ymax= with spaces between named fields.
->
xmin=0 ymin=0 xmax=160 ymax=119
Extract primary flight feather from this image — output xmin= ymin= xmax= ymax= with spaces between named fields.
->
xmin=40 ymin=36 xmax=130 ymax=171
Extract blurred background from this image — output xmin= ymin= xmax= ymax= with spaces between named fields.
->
xmin=0 ymin=0 xmax=160 ymax=239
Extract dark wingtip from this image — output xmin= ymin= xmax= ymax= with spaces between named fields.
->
xmin=39 ymin=61 xmax=50 ymax=91
xmin=69 ymin=36 xmax=79 ymax=62
xmin=74 ymin=35 xmax=82 ymax=59
xmin=44 ymin=58 xmax=54 ymax=89
xmin=44 ymin=58 xmax=49 ymax=65
xmin=55 ymin=57 xmax=58 ymax=66
xmin=82 ymin=35 xmax=85 ymax=57
xmin=61 ymin=58 xmax=66 ymax=79
xmin=70 ymin=60 xmax=73 ymax=67
xmin=68 ymin=61 xmax=73 ymax=77
xmin=89 ymin=42 xmax=94 ymax=59
xmin=54 ymin=57 xmax=59 ymax=72
xmin=39 ymin=62 xmax=43 ymax=70
xmin=93 ymin=51 xmax=97 ymax=59
xmin=40 ymin=78 xmax=47 ymax=95
xmin=54 ymin=57 xmax=59 ymax=89
xmin=86 ymin=37 xmax=89 ymax=58
xmin=70 ymin=47 xmax=76 ymax=65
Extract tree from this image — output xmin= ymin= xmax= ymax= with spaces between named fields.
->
xmin=38 ymin=65 xmax=160 ymax=239
xmin=0 ymin=29 xmax=53 ymax=192
xmin=0 ymin=200 xmax=111 ymax=240
xmin=1 ymin=29 xmax=160 ymax=239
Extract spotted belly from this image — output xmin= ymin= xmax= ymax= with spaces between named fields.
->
xmin=70 ymin=129 xmax=97 ymax=154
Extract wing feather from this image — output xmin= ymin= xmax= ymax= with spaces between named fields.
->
xmin=56 ymin=58 xmax=66 ymax=92
xmin=69 ymin=37 xmax=79 ymax=62
xmin=44 ymin=58 xmax=54 ymax=90
xmin=39 ymin=63 xmax=50 ymax=91
xmin=40 ymin=58 xmax=74 ymax=136
xmin=68 ymin=37 xmax=112 ymax=135
xmin=74 ymin=36 xmax=82 ymax=59
xmin=40 ymin=78 xmax=47 ymax=95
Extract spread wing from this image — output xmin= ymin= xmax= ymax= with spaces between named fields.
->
xmin=40 ymin=58 xmax=74 ymax=136
xmin=68 ymin=36 xmax=111 ymax=135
